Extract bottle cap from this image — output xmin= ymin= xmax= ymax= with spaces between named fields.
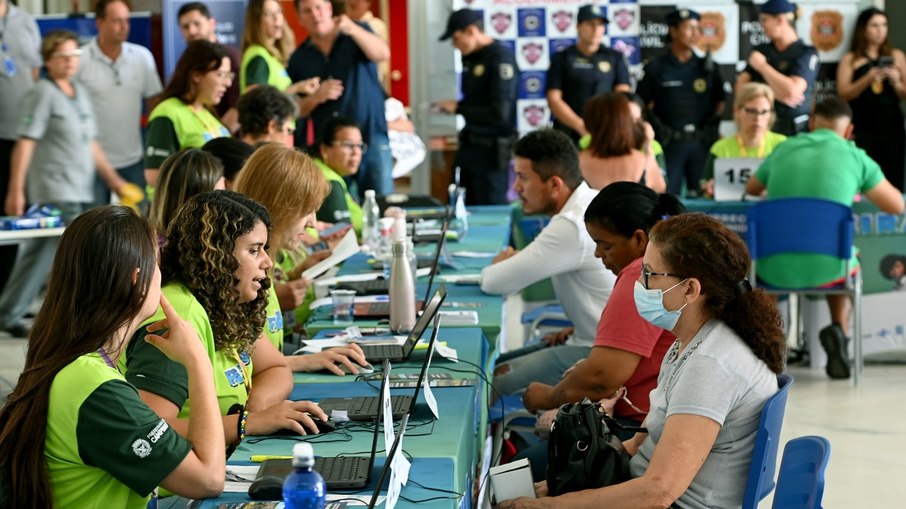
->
xmin=364 ymin=189 xmax=376 ymax=198
xmin=292 ymin=442 xmax=315 ymax=468
xmin=391 ymin=217 xmax=407 ymax=242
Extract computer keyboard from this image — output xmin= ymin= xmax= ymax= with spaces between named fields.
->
xmin=362 ymin=343 xmax=402 ymax=359
xmin=316 ymin=456 xmax=369 ymax=483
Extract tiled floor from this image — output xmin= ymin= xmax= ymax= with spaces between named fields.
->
xmin=3 ymin=320 xmax=906 ymax=507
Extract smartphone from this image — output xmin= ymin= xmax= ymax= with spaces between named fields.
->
xmin=879 ymin=56 xmax=894 ymax=67
xmin=319 ymin=222 xmax=351 ymax=237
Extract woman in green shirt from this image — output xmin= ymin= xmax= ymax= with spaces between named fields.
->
xmin=316 ymin=116 xmax=367 ymax=236
xmin=144 ymin=40 xmax=233 ymax=186
xmin=0 ymin=206 xmax=225 ymax=508
xmin=700 ymin=82 xmax=788 ymax=197
xmin=240 ymin=0 xmax=318 ymax=96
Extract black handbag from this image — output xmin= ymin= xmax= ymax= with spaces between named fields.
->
xmin=546 ymin=398 xmax=644 ymax=496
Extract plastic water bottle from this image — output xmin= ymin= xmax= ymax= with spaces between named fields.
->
xmin=362 ymin=189 xmax=380 ymax=252
xmin=389 ymin=219 xmax=416 ymax=333
xmin=283 ymin=442 xmax=326 ymax=509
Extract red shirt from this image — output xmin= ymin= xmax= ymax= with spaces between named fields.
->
xmin=594 ymin=257 xmax=675 ymax=421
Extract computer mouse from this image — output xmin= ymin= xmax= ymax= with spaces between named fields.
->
xmin=272 ymin=416 xmax=336 ymax=435
xmin=248 ymin=475 xmax=284 ymax=500
xmin=337 ymin=362 xmax=375 ymax=374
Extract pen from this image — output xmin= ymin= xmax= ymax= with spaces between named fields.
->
xmin=251 ymin=454 xmax=293 ymax=462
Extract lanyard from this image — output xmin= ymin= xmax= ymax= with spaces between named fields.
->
xmin=233 ymin=351 xmax=252 ymax=395
xmin=736 ymin=134 xmax=766 ymax=159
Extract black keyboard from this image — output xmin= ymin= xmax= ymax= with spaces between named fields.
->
xmin=315 ymin=456 xmax=370 ymax=485
xmin=349 ymin=395 xmax=412 ymax=418
xmin=361 ymin=343 xmax=403 ymax=359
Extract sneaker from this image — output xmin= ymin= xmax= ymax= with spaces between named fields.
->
xmin=819 ymin=324 xmax=850 ymax=379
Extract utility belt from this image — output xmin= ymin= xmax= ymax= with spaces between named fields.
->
xmin=663 ymin=123 xmax=716 ymax=144
xmin=459 ymin=131 xmax=516 ymax=148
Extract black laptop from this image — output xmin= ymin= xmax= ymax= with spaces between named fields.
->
xmin=318 ymin=314 xmax=443 ymax=422
xmin=255 ymin=361 xmax=390 ymax=490
xmin=356 ymin=285 xmax=446 ymax=363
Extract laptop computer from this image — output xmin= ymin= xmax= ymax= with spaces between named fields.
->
xmin=366 ymin=414 xmax=409 ymax=509
xmin=339 ymin=208 xmax=451 ymax=301
xmin=318 ymin=313 xmax=443 ymax=422
xmin=255 ymin=360 xmax=391 ymax=490
xmin=357 ymin=285 xmax=446 ymax=363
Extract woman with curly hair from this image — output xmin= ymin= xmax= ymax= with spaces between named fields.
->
xmin=234 ymin=143 xmax=369 ymax=375
xmin=501 ymin=213 xmax=786 ymax=509
xmin=123 ymin=191 xmax=328 ymax=443
xmin=148 ymin=148 xmax=225 ymax=238
xmin=0 ymin=206 xmax=225 ymax=508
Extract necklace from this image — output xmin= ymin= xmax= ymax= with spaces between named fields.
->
xmin=663 ymin=320 xmax=717 ymax=392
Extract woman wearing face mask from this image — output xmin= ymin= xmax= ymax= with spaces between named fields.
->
xmin=500 ymin=213 xmax=786 ymax=509
xmin=579 ymin=93 xmax=666 ymax=193
xmin=124 ymin=191 xmax=329 ymax=445
xmin=516 ymin=182 xmax=683 ymax=481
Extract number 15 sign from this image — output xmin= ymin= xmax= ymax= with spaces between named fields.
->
xmin=714 ymin=158 xmax=764 ymax=202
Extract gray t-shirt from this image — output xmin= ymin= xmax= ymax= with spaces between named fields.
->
xmin=19 ymin=79 xmax=98 ymax=203
xmin=76 ymin=38 xmax=163 ymax=168
xmin=630 ymin=320 xmax=778 ymax=509
xmin=0 ymin=5 xmax=42 ymax=141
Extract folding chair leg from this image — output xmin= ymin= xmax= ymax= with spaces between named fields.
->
xmin=853 ymin=274 xmax=863 ymax=385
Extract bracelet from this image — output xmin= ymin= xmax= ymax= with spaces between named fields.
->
xmin=238 ymin=410 xmax=249 ymax=442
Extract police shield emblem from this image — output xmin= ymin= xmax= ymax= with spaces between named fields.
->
xmin=474 ymin=64 xmax=485 ymax=77
xmin=693 ymin=78 xmax=707 ymax=93
xmin=697 ymin=12 xmax=726 ymax=53
xmin=523 ymin=104 xmax=546 ymax=127
xmin=598 ymin=61 xmax=611 ymax=73
xmin=500 ymin=63 xmax=514 ymax=80
xmin=614 ymin=8 xmax=635 ymax=31
xmin=491 ymin=12 xmax=512 ymax=35
xmin=522 ymin=42 xmax=543 ymax=65
xmin=552 ymin=10 xmax=572 ymax=33
xmin=810 ymin=10 xmax=844 ymax=52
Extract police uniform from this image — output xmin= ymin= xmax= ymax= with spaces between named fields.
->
xmin=456 ymin=41 xmax=519 ymax=205
xmin=638 ymin=49 xmax=724 ymax=196
xmin=744 ymin=40 xmax=819 ymax=136
xmin=547 ymin=45 xmax=630 ymax=143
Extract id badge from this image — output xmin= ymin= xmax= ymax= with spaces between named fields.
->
xmin=3 ymin=56 xmax=16 ymax=77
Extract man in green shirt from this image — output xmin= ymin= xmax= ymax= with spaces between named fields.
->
xmin=747 ymin=97 xmax=904 ymax=379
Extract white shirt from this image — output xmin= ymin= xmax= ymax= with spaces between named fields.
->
xmin=480 ymin=182 xmax=615 ymax=347
xmin=76 ymin=38 xmax=162 ymax=168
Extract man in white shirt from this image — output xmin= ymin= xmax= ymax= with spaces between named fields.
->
xmin=76 ymin=0 xmax=162 ymax=209
xmin=481 ymin=128 xmax=615 ymax=395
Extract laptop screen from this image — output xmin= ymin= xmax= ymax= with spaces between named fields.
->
xmin=398 ymin=284 xmax=447 ymax=356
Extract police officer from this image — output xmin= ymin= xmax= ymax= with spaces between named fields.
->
xmin=637 ymin=8 xmax=725 ymax=197
xmin=546 ymin=4 xmax=631 ymax=144
xmin=737 ymin=0 xmax=819 ymax=136
xmin=434 ymin=9 xmax=519 ymax=205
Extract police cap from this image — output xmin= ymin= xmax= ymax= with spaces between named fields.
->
xmin=666 ymin=8 xmax=701 ymax=27
xmin=439 ymin=9 xmax=482 ymax=41
xmin=577 ymin=5 xmax=608 ymax=24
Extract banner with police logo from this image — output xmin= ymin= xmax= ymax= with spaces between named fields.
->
xmin=452 ymin=0 xmax=860 ymax=135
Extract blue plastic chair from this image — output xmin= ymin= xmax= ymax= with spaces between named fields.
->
xmin=746 ymin=198 xmax=863 ymax=385
xmin=772 ymin=436 xmax=831 ymax=509
xmin=742 ymin=373 xmax=794 ymax=509
xmin=520 ymin=304 xmax=573 ymax=342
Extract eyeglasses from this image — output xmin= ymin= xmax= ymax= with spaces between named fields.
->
xmin=742 ymin=107 xmax=773 ymax=117
xmin=641 ymin=268 xmax=684 ymax=290
xmin=332 ymin=141 xmax=367 ymax=152
xmin=52 ymin=49 xmax=82 ymax=59
xmin=216 ymin=71 xmax=235 ymax=81
xmin=284 ymin=124 xmax=296 ymax=135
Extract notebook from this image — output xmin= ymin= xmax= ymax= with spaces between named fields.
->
xmin=318 ymin=314 xmax=443 ymax=422
xmin=255 ymin=360 xmax=391 ymax=490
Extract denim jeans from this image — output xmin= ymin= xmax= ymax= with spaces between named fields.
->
xmin=355 ymin=131 xmax=393 ymax=198
xmin=492 ymin=344 xmax=591 ymax=397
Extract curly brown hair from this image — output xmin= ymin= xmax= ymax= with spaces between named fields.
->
xmin=649 ymin=213 xmax=786 ymax=373
xmin=161 ymin=190 xmax=272 ymax=353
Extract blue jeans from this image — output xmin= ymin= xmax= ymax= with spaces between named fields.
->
xmin=492 ymin=344 xmax=591 ymax=398
xmin=355 ymin=131 xmax=393 ymax=199
xmin=93 ymin=160 xmax=148 ymax=212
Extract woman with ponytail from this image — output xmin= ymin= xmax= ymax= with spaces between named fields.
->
xmin=501 ymin=212 xmax=785 ymax=509
xmin=0 ymin=206 xmax=225 ymax=508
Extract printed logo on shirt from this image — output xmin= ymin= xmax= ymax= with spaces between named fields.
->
xmin=147 ymin=419 xmax=170 ymax=444
xmin=224 ymin=352 xmax=251 ymax=388
xmin=808 ymin=54 xmax=819 ymax=72
xmin=132 ymin=438 xmax=152 ymax=458
xmin=500 ymin=63 xmax=515 ymax=80
xmin=267 ymin=308 xmax=284 ymax=333
xmin=551 ymin=10 xmax=572 ymax=33
xmin=693 ymin=78 xmax=707 ymax=93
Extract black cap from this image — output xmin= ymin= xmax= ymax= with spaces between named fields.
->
xmin=439 ymin=9 xmax=482 ymax=41
xmin=577 ymin=5 xmax=608 ymax=24
xmin=666 ymin=8 xmax=701 ymax=26
xmin=760 ymin=0 xmax=797 ymax=14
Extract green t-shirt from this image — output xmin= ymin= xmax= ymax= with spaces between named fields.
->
xmin=124 ymin=281 xmax=253 ymax=418
xmin=144 ymin=97 xmax=230 ymax=169
xmin=47 ymin=353 xmax=191 ymax=508
xmin=276 ymin=247 xmax=317 ymax=327
xmin=755 ymin=129 xmax=883 ymax=287
xmin=315 ymin=158 xmax=363 ymax=236
xmin=263 ymin=281 xmax=285 ymax=351
xmin=701 ymin=131 xmax=787 ymax=181
xmin=240 ymin=44 xmax=292 ymax=93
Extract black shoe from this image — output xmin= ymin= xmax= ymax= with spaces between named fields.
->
xmin=819 ymin=324 xmax=850 ymax=379
xmin=2 ymin=323 xmax=30 ymax=338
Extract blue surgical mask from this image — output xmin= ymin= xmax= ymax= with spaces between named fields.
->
xmin=633 ymin=279 xmax=688 ymax=330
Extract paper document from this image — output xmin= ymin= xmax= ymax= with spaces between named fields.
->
xmin=303 ymin=229 xmax=360 ymax=280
